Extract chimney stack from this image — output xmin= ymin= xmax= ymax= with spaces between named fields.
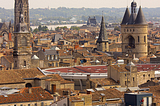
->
xmin=28 ymin=87 xmax=32 ymax=93
xmin=107 ymin=59 xmax=112 ymax=66
xmin=43 ymin=49 xmax=45 ymax=52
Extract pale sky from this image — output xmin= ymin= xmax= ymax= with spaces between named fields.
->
xmin=0 ymin=0 xmax=160 ymax=9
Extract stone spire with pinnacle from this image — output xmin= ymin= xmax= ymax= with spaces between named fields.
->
xmin=135 ymin=6 xmax=147 ymax=25
xmin=128 ymin=0 xmax=137 ymax=24
xmin=97 ymin=16 xmax=108 ymax=43
xmin=121 ymin=7 xmax=130 ymax=25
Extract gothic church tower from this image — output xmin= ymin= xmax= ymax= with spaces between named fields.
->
xmin=13 ymin=0 xmax=31 ymax=69
xmin=121 ymin=1 xmax=148 ymax=58
xmin=97 ymin=16 xmax=109 ymax=52
xmin=14 ymin=0 xmax=30 ymax=32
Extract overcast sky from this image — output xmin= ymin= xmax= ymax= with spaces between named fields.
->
xmin=0 ymin=0 xmax=160 ymax=9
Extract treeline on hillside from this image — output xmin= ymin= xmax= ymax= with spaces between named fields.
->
xmin=0 ymin=7 xmax=160 ymax=24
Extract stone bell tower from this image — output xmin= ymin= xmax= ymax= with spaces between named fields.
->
xmin=13 ymin=0 xmax=31 ymax=69
xmin=14 ymin=0 xmax=30 ymax=32
xmin=96 ymin=16 xmax=109 ymax=52
xmin=121 ymin=0 xmax=148 ymax=58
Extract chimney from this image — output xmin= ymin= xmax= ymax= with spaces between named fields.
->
xmin=43 ymin=49 xmax=45 ymax=52
xmin=107 ymin=59 xmax=112 ymax=66
xmin=9 ymin=33 xmax=12 ymax=41
xmin=87 ymin=75 xmax=90 ymax=80
xmin=52 ymin=84 xmax=56 ymax=94
xmin=86 ymin=75 xmax=91 ymax=89
xmin=133 ymin=54 xmax=135 ymax=59
xmin=54 ymin=95 xmax=58 ymax=102
xmin=28 ymin=87 xmax=32 ymax=93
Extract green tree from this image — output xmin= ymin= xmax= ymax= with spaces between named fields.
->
xmin=33 ymin=28 xmax=39 ymax=33
xmin=114 ymin=26 xmax=120 ymax=31
xmin=71 ymin=26 xmax=80 ymax=30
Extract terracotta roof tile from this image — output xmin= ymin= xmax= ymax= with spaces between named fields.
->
xmin=0 ymin=87 xmax=53 ymax=104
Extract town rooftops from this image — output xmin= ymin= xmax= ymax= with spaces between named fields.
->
xmin=0 ymin=87 xmax=53 ymax=104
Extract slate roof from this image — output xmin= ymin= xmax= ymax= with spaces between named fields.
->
xmin=0 ymin=23 xmax=3 ymax=29
xmin=135 ymin=6 xmax=147 ymax=25
xmin=52 ymin=34 xmax=63 ymax=42
xmin=121 ymin=1 xmax=147 ymax=25
xmin=97 ymin=16 xmax=108 ymax=43
xmin=121 ymin=7 xmax=130 ymax=25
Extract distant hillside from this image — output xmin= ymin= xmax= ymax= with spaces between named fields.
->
xmin=0 ymin=7 xmax=160 ymax=24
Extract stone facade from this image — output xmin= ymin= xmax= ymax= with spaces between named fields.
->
xmin=107 ymin=61 xmax=155 ymax=87
xmin=121 ymin=24 xmax=148 ymax=58
xmin=13 ymin=0 xmax=32 ymax=69
xmin=97 ymin=16 xmax=109 ymax=52
xmin=121 ymin=1 xmax=148 ymax=58
xmin=14 ymin=0 xmax=30 ymax=32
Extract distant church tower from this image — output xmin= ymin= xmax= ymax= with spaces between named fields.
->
xmin=97 ymin=16 xmax=109 ymax=52
xmin=13 ymin=0 xmax=31 ymax=69
xmin=14 ymin=0 xmax=30 ymax=32
xmin=121 ymin=1 xmax=148 ymax=58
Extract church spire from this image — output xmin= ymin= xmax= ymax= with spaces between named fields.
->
xmin=128 ymin=0 xmax=137 ymax=24
xmin=135 ymin=6 xmax=147 ymax=25
xmin=97 ymin=16 xmax=108 ymax=43
xmin=121 ymin=7 xmax=130 ymax=25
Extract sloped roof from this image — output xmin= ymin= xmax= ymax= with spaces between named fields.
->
xmin=14 ymin=68 xmax=44 ymax=79
xmin=92 ymin=88 xmax=124 ymax=101
xmin=135 ymin=6 xmax=147 ymax=25
xmin=90 ymin=78 xmax=119 ymax=86
xmin=31 ymin=55 xmax=39 ymax=59
xmin=0 ymin=87 xmax=53 ymax=104
xmin=0 ymin=70 xmax=25 ymax=84
xmin=121 ymin=7 xmax=130 ymax=25
xmin=128 ymin=13 xmax=137 ymax=24
xmin=97 ymin=16 xmax=108 ymax=43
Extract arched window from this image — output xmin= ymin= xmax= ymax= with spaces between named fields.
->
xmin=21 ymin=37 xmax=27 ymax=46
xmin=25 ymin=83 xmax=32 ymax=87
xmin=144 ymin=36 xmax=146 ymax=42
xmin=128 ymin=35 xmax=135 ymax=48
xmin=24 ymin=60 xmax=26 ymax=67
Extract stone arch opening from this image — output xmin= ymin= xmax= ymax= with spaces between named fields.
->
xmin=128 ymin=35 xmax=135 ymax=48
xmin=25 ymin=83 xmax=32 ymax=87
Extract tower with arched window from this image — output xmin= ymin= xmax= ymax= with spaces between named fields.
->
xmin=13 ymin=0 xmax=31 ymax=69
xmin=14 ymin=0 xmax=30 ymax=32
xmin=121 ymin=1 xmax=148 ymax=58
